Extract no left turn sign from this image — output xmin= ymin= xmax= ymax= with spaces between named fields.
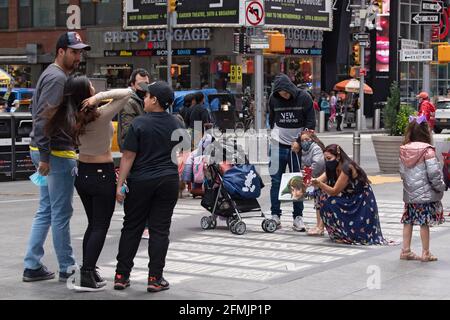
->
xmin=245 ymin=0 xmax=265 ymax=27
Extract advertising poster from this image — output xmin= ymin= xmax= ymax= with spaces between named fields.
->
xmin=376 ymin=0 xmax=390 ymax=72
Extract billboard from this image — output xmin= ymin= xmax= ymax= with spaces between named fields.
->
xmin=265 ymin=0 xmax=333 ymax=30
xmin=123 ymin=0 xmax=241 ymax=29
xmin=123 ymin=0 xmax=332 ymax=30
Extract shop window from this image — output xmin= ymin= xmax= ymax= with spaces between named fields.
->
xmin=80 ymin=0 xmax=96 ymax=26
xmin=0 ymin=65 xmax=32 ymax=88
xmin=0 ymin=0 xmax=8 ymax=29
xmin=33 ymin=0 xmax=56 ymax=27
xmin=100 ymin=65 xmax=132 ymax=89
xmin=96 ymin=0 xmax=121 ymax=26
xmin=18 ymin=0 xmax=32 ymax=28
xmin=56 ymin=0 xmax=70 ymax=27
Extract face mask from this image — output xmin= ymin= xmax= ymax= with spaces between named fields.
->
xmin=29 ymin=172 xmax=48 ymax=187
xmin=301 ymin=141 xmax=313 ymax=151
xmin=325 ymin=159 xmax=339 ymax=172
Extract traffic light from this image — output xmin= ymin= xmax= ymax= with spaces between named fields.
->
xmin=438 ymin=45 xmax=450 ymax=63
xmin=168 ymin=0 xmax=178 ymax=13
xmin=171 ymin=64 xmax=181 ymax=77
xmin=352 ymin=43 xmax=360 ymax=65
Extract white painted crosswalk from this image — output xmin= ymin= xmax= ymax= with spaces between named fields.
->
xmin=96 ymin=199 xmax=449 ymax=288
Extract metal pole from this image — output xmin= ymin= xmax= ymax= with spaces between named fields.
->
xmin=255 ymin=44 xmax=264 ymax=130
xmin=423 ymin=25 xmax=431 ymax=94
xmin=353 ymin=0 xmax=367 ymax=164
xmin=167 ymin=9 xmax=172 ymax=90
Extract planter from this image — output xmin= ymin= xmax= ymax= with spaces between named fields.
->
xmin=371 ymin=135 xmax=404 ymax=174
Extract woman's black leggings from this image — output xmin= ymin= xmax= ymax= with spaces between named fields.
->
xmin=75 ymin=162 xmax=116 ymax=271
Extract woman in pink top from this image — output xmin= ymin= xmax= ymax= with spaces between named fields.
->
xmin=46 ymin=74 xmax=132 ymax=292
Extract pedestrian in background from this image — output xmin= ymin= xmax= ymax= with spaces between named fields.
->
xmin=114 ymin=81 xmax=184 ymax=293
xmin=46 ymin=74 xmax=132 ymax=291
xmin=23 ymin=32 xmax=90 ymax=283
xmin=399 ymin=117 xmax=445 ymax=262
xmin=416 ymin=91 xmax=436 ymax=132
xmin=268 ymin=73 xmax=315 ymax=232
xmin=320 ymin=93 xmax=330 ymax=131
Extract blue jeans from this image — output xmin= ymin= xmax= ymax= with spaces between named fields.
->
xmin=24 ymin=151 xmax=77 ymax=272
xmin=269 ymin=144 xmax=304 ymax=218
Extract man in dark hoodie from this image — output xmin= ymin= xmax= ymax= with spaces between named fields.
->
xmin=118 ymin=68 xmax=151 ymax=240
xmin=118 ymin=68 xmax=150 ymax=151
xmin=268 ymin=73 xmax=315 ymax=232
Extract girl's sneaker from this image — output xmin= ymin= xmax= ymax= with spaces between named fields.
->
xmin=147 ymin=276 xmax=170 ymax=292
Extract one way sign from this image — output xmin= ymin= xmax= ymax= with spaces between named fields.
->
xmin=411 ymin=12 xmax=441 ymax=24
xmin=421 ymin=1 xmax=443 ymax=13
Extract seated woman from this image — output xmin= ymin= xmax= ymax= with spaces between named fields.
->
xmin=311 ymin=144 xmax=388 ymax=245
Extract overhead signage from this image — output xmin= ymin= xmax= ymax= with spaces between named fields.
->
xmin=123 ymin=0 xmax=240 ymax=29
xmin=249 ymin=36 xmax=269 ymax=49
xmin=400 ymin=49 xmax=433 ymax=61
xmin=421 ymin=1 xmax=443 ymax=12
xmin=353 ymin=33 xmax=369 ymax=42
xmin=264 ymin=0 xmax=332 ymax=31
xmin=411 ymin=12 xmax=441 ymax=24
xmin=401 ymin=39 xmax=419 ymax=49
xmin=104 ymin=48 xmax=211 ymax=57
xmin=245 ymin=0 xmax=265 ymax=27
xmin=104 ymin=28 xmax=211 ymax=43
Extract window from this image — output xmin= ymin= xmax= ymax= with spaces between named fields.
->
xmin=18 ymin=0 xmax=32 ymax=28
xmin=80 ymin=0 xmax=96 ymax=26
xmin=33 ymin=0 xmax=56 ymax=27
xmin=56 ymin=0 xmax=70 ymax=27
xmin=0 ymin=0 xmax=8 ymax=29
xmin=81 ymin=0 xmax=122 ymax=26
xmin=96 ymin=0 xmax=121 ymax=26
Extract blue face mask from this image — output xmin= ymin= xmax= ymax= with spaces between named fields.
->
xmin=29 ymin=172 xmax=48 ymax=187
xmin=301 ymin=141 xmax=313 ymax=151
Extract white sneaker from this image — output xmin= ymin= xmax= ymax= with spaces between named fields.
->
xmin=141 ymin=228 xmax=150 ymax=240
xmin=293 ymin=216 xmax=306 ymax=232
xmin=271 ymin=215 xmax=281 ymax=229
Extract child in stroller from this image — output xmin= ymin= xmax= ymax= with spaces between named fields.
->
xmin=199 ymin=137 xmax=278 ymax=235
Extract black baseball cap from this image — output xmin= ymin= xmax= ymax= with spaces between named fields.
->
xmin=56 ymin=32 xmax=91 ymax=51
xmin=139 ymin=81 xmax=174 ymax=110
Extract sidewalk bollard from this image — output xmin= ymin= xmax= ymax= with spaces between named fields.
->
xmin=374 ymin=109 xmax=381 ymax=130
xmin=353 ymin=131 xmax=361 ymax=165
xmin=319 ymin=111 xmax=325 ymax=133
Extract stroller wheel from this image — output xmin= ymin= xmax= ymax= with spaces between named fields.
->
xmin=200 ymin=216 xmax=211 ymax=230
xmin=210 ymin=218 xmax=217 ymax=229
xmin=233 ymin=221 xmax=246 ymax=235
xmin=229 ymin=219 xmax=238 ymax=232
xmin=261 ymin=219 xmax=268 ymax=232
xmin=265 ymin=219 xmax=277 ymax=233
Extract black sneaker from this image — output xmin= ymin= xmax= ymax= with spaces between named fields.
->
xmin=22 ymin=265 xmax=55 ymax=282
xmin=94 ymin=267 xmax=107 ymax=287
xmin=59 ymin=270 xmax=75 ymax=283
xmin=147 ymin=276 xmax=170 ymax=293
xmin=114 ymin=273 xmax=130 ymax=290
xmin=73 ymin=270 xmax=105 ymax=292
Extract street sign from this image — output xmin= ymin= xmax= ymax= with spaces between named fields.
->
xmin=401 ymin=39 xmax=419 ymax=49
xmin=411 ymin=12 xmax=441 ymax=24
xmin=249 ymin=36 xmax=269 ymax=49
xmin=230 ymin=65 xmax=237 ymax=83
xmin=400 ymin=49 xmax=433 ymax=62
xmin=245 ymin=0 xmax=265 ymax=27
xmin=421 ymin=1 xmax=443 ymax=12
xmin=353 ymin=33 xmax=369 ymax=42
xmin=359 ymin=40 xmax=370 ymax=47
xmin=236 ymin=66 xmax=243 ymax=84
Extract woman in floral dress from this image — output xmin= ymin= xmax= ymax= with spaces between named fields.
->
xmin=311 ymin=144 xmax=388 ymax=245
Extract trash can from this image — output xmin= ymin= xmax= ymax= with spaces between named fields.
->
xmin=0 ymin=113 xmax=14 ymax=180
xmin=373 ymin=102 xmax=386 ymax=129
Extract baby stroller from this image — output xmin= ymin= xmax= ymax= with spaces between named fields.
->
xmin=199 ymin=137 xmax=278 ymax=235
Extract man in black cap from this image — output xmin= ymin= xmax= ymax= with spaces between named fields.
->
xmin=24 ymin=32 xmax=90 ymax=283
xmin=114 ymin=81 xmax=187 ymax=293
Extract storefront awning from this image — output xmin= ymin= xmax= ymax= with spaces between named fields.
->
xmin=0 ymin=56 xmax=28 ymax=64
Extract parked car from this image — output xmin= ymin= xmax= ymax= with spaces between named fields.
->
xmin=434 ymin=98 xmax=450 ymax=134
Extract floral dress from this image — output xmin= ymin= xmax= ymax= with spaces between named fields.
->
xmin=318 ymin=178 xmax=389 ymax=245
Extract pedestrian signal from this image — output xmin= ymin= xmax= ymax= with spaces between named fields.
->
xmin=352 ymin=44 xmax=360 ymax=65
